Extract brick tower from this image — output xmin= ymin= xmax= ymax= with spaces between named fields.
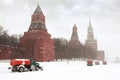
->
xmin=20 ymin=4 xmax=55 ymax=62
xmin=85 ymin=20 xmax=105 ymax=60
xmin=68 ymin=24 xmax=82 ymax=59
xmin=85 ymin=20 xmax=98 ymax=59
xmin=69 ymin=24 xmax=80 ymax=46
xmin=85 ymin=20 xmax=97 ymax=51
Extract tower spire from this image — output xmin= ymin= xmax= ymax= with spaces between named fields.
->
xmin=69 ymin=24 xmax=80 ymax=46
xmin=87 ymin=19 xmax=94 ymax=41
xmin=71 ymin=24 xmax=79 ymax=41
xmin=85 ymin=19 xmax=97 ymax=50
xmin=28 ymin=4 xmax=47 ymax=32
xmin=33 ymin=3 xmax=43 ymax=14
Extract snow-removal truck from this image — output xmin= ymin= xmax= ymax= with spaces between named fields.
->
xmin=8 ymin=58 xmax=43 ymax=72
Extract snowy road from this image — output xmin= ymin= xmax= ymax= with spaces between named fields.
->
xmin=0 ymin=61 xmax=120 ymax=80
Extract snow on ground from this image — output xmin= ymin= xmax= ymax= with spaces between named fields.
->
xmin=0 ymin=60 xmax=120 ymax=80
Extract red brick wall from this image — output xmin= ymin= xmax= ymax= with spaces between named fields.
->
xmin=20 ymin=30 xmax=55 ymax=62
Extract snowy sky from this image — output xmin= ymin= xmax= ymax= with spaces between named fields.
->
xmin=0 ymin=0 xmax=120 ymax=61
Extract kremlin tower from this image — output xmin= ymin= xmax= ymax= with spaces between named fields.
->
xmin=85 ymin=20 xmax=105 ymax=60
xmin=85 ymin=20 xmax=97 ymax=52
xmin=68 ymin=24 xmax=83 ymax=59
xmin=69 ymin=24 xmax=80 ymax=46
xmin=20 ymin=4 xmax=55 ymax=62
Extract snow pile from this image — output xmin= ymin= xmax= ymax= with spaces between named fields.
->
xmin=0 ymin=61 xmax=120 ymax=80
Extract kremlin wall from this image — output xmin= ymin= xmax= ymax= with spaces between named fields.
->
xmin=0 ymin=4 xmax=105 ymax=61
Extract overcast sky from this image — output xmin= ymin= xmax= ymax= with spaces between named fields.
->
xmin=0 ymin=0 xmax=120 ymax=61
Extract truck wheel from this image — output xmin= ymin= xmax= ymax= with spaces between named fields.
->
xmin=31 ymin=65 xmax=36 ymax=71
xmin=11 ymin=69 xmax=16 ymax=72
xmin=35 ymin=67 xmax=39 ymax=71
xmin=40 ymin=67 xmax=43 ymax=71
xmin=18 ymin=67 xmax=25 ymax=72
xmin=11 ymin=66 xmax=18 ymax=72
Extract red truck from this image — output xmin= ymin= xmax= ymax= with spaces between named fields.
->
xmin=8 ymin=58 xmax=43 ymax=72
xmin=87 ymin=59 xmax=93 ymax=66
